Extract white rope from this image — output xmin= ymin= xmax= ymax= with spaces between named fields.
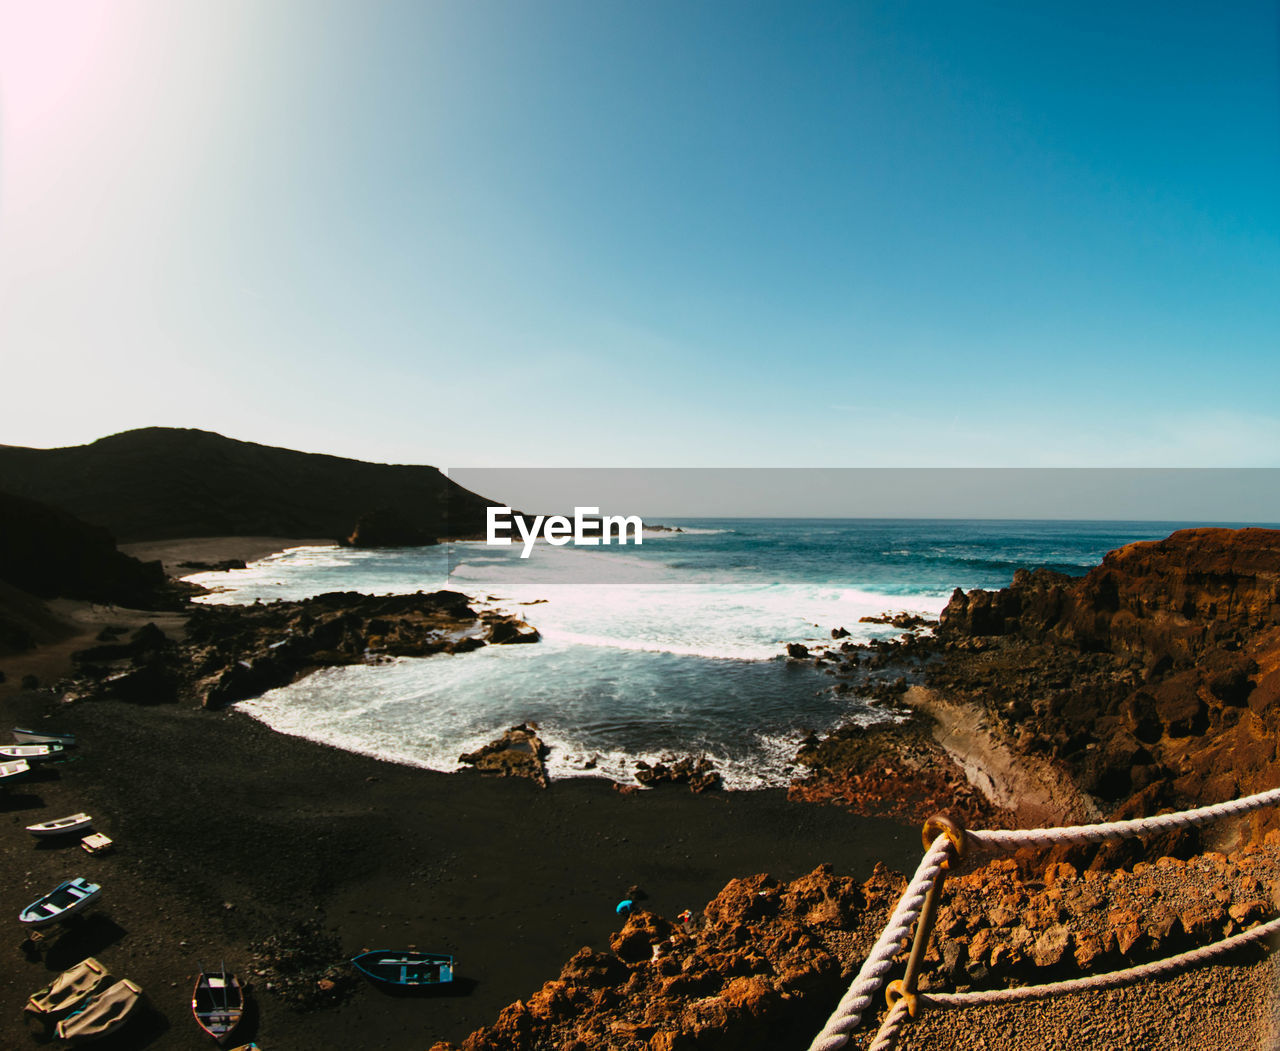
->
xmin=807 ymin=836 xmax=955 ymax=1051
xmin=809 ymin=787 xmax=1280 ymax=1050
xmin=866 ymin=996 xmax=913 ymax=1051
xmin=920 ymin=916 xmax=1280 ymax=1008
xmin=968 ymin=786 xmax=1280 ymax=850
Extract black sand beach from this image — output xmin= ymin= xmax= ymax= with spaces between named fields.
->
xmin=0 ymin=561 xmax=920 ymax=1050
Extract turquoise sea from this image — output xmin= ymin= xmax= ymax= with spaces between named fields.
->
xmin=188 ymin=519 xmax=1253 ymax=789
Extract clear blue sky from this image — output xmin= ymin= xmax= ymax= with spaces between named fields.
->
xmin=1 ymin=1 xmax=1277 ymax=467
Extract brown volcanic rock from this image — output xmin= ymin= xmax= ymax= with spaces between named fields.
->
xmin=938 ymin=528 xmax=1280 ymax=660
xmin=434 ymin=864 xmax=903 ymax=1051
xmin=788 ymin=720 xmax=1004 ymax=829
xmin=929 ymin=528 xmax=1280 ymax=843
xmin=431 ymin=838 xmax=1280 ymax=1050
xmin=60 ymin=588 xmax=534 ymax=709
xmin=635 ymin=755 xmax=723 ymax=793
xmin=459 ymin=722 xmax=550 ymax=787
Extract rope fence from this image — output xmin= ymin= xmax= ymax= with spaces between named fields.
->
xmin=807 ymin=785 xmax=1280 ymax=1051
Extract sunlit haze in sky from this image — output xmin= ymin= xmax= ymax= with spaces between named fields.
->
xmin=1 ymin=1 xmax=1278 ymax=467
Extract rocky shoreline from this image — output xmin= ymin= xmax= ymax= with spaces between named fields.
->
xmin=59 ymin=588 xmax=540 ymax=711
xmin=4 ymin=528 xmax=1280 ymax=1050
xmin=426 ymin=527 xmax=1280 ymax=1050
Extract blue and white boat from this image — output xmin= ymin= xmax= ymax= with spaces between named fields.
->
xmin=351 ymin=950 xmax=454 ymax=987
xmin=19 ymin=877 xmax=103 ymax=926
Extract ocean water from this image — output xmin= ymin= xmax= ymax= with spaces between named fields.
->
xmin=189 ymin=520 xmax=1222 ymax=789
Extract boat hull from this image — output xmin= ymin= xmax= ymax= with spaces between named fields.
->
xmin=13 ymin=727 xmax=76 ymax=746
xmin=0 ymin=743 xmax=65 ymax=762
xmin=27 ymin=812 xmax=93 ymax=837
xmin=0 ymin=759 xmax=31 ymax=785
xmin=19 ymin=878 xmax=103 ymax=927
xmin=351 ymin=950 xmax=455 ymax=987
xmin=192 ymin=970 xmax=245 ymax=1041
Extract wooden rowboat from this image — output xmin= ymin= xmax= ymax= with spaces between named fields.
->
xmin=55 ymin=978 xmax=143 ymax=1042
xmin=27 ymin=812 xmax=94 ymax=838
xmin=26 ymin=957 xmax=111 ymax=1016
xmin=192 ymin=966 xmax=245 ymax=1042
xmin=13 ymin=726 xmax=76 ymax=747
xmin=0 ymin=758 xmax=31 ymax=786
xmin=19 ymin=877 xmax=102 ymax=926
xmin=0 ymin=742 xmax=64 ymax=761
xmin=351 ymin=949 xmax=455 ymax=987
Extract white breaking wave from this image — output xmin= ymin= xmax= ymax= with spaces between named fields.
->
xmin=235 ymin=652 xmax=897 ymax=790
xmin=205 ymin=529 xmax=935 ymax=788
xmin=192 ymin=540 xmax=944 ymax=660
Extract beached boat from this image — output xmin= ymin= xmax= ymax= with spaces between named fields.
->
xmin=192 ymin=966 xmax=245 ymax=1042
xmin=27 ymin=812 xmax=94 ymax=838
xmin=26 ymin=957 xmax=111 ymax=1016
xmin=0 ymin=758 xmax=31 ymax=785
xmin=13 ymin=726 xmax=76 ymax=747
xmin=54 ymin=978 xmax=143 ymax=1042
xmin=19 ymin=877 xmax=103 ymax=926
xmin=351 ymin=949 xmax=455 ymax=987
xmin=0 ymin=742 xmax=65 ymax=762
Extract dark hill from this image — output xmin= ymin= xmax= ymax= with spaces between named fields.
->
xmin=0 ymin=428 xmax=499 ymax=543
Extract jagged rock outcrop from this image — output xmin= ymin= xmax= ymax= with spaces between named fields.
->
xmin=858 ymin=611 xmax=934 ymax=631
xmin=428 ymin=863 xmax=904 ymax=1051
xmin=924 ymin=835 xmax=1280 ymax=987
xmin=933 ymin=528 xmax=1280 ymax=842
xmin=61 ymin=590 xmax=540 ymax=708
xmin=937 ymin=528 xmax=1280 ymax=659
xmin=459 ymin=723 xmax=550 ymax=786
xmin=788 ymin=721 xmax=1003 ymax=828
xmin=427 ymin=837 xmax=1280 ymax=1051
xmin=635 ymin=755 xmax=723 ymax=793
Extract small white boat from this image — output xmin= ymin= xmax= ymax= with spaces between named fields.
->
xmin=55 ymin=978 xmax=143 ymax=1042
xmin=0 ymin=758 xmax=31 ymax=785
xmin=13 ymin=726 xmax=76 ymax=747
xmin=27 ymin=812 xmax=93 ymax=838
xmin=19 ymin=877 xmax=102 ymax=926
xmin=0 ymin=742 xmax=65 ymax=762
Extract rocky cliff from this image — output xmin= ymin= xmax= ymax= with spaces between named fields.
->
xmin=0 ymin=427 xmax=498 ymax=543
xmin=933 ymin=528 xmax=1280 ymax=841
